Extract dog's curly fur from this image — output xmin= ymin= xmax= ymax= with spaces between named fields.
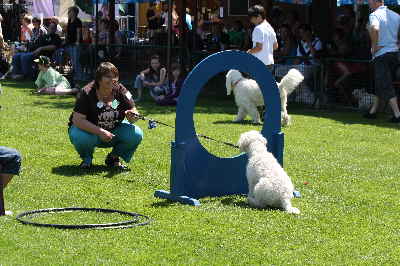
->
xmin=226 ymin=69 xmax=304 ymax=125
xmin=238 ymin=130 xmax=300 ymax=214
xmin=352 ymin=89 xmax=376 ymax=111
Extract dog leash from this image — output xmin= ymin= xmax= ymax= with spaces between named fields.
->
xmin=133 ymin=114 xmax=302 ymax=198
xmin=133 ymin=114 xmax=240 ymax=149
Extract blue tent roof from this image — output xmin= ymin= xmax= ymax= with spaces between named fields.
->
xmin=275 ymin=0 xmax=400 ymax=5
xmin=274 ymin=0 xmax=312 ymax=4
xmin=338 ymin=0 xmax=400 ymax=5
xmin=92 ymin=0 xmax=159 ymax=3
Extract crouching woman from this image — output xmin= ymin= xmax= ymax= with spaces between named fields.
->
xmin=68 ymin=62 xmax=143 ymax=169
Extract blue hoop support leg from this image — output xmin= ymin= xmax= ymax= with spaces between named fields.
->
xmin=154 ymin=51 xmax=284 ymax=206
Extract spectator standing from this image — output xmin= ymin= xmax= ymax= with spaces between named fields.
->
xmin=247 ymin=5 xmax=278 ymax=71
xmin=364 ymin=0 xmax=400 ymax=122
xmin=147 ymin=3 xmax=160 ymax=38
xmin=65 ymin=6 xmax=83 ymax=82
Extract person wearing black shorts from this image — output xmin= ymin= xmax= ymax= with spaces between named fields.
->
xmin=0 ymin=146 xmax=21 ymax=216
xmin=364 ymin=0 xmax=400 ymax=122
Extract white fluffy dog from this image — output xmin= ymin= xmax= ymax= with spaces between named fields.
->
xmin=238 ymin=130 xmax=300 ymax=214
xmin=226 ymin=69 xmax=304 ymax=125
xmin=352 ymin=89 xmax=376 ymax=111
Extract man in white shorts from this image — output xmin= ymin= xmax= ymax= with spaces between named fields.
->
xmin=247 ymin=5 xmax=278 ymax=71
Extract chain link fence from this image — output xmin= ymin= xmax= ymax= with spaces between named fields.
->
xmin=50 ymin=45 xmax=400 ymax=111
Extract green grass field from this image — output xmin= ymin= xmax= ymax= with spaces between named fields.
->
xmin=1 ymin=80 xmax=400 ymax=265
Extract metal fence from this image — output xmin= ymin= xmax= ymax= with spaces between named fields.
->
xmin=50 ymin=45 xmax=400 ymax=111
xmin=273 ymin=57 xmax=380 ymax=110
xmin=51 ymin=43 xmax=190 ymax=87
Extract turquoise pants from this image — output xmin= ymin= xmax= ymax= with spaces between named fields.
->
xmin=68 ymin=122 xmax=143 ymax=165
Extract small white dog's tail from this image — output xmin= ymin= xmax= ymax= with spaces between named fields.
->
xmin=278 ymin=69 xmax=304 ymax=96
xmin=226 ymin=69 xmax=243 ymax=96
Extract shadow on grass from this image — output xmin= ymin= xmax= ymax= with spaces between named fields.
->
xmin=150 ymin=195 xmax=280 ymax=212
xmin=52 ymin=165 xmax=127 ymax=178
xmin=150 ymin=200 xmax=180 ymax=208
xmin=220 ymin=197 xmax=284 ymax=212
xmin=1 ymin=80 xmax=34 ymax=90
xmin=213 ymin=120 xmax=261 ymax=125
xmin=289 ymin=107 xmax=400 ymax=130
xmin=32 ymin=100 xmax=75 ymax=110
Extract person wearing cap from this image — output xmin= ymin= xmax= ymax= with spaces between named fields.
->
xmin=34 ymin=56 xmax=78 ymax=95
xmin=0 ymin=146 xmax=22 ymax=216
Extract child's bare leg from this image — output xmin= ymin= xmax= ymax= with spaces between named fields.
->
xmin=54 ymin=84 xmax=79 ymax=95
xmin=37 ymin=87 xmax=56 ymax=94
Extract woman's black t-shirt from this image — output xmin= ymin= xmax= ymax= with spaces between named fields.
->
xmin=68 ymin=81 xmax=135 ymax=131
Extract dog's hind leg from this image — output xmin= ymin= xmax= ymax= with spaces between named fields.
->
xmin=281 ymin=198 xmax=300 ymax=214
xmin=280 ymin=89 xmax=292 ymax=126
xmin=248 ymin=106 xmax=261 ymax=124
xmin=234 ymin=106 xmax=247 ymax=122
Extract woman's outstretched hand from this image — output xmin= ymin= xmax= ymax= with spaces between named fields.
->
xmin=126 ymin=108 xmax=141 ymax=124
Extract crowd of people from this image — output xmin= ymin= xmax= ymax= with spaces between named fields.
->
xmin=2 ymin=0 xmax=400 ymax=216
xmin=0 ymin=6 xmax=128 ymax=87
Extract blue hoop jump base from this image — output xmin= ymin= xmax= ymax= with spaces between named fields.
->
xmin=154 ymin=51 xmax=284 ymax=206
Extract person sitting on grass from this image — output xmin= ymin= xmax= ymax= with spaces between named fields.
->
xmin=0 ymin=146 xmax=22 ymax=216
xmin=133 ymin=54 xmax=167 ymax=101
xmin=154 ymin=63 xmax=184 ymax=106
xmin=68 ymin=62 xmax=143 ymax=170
xmin=11 ymin=22 xmax=62 ymax=80
xmin=34 ymin=56 xmax=78 ymax=95
xmin=30 ymin=17 xmax=47 ymax=43
xmin=20 ymin=15 xmax=33 ymax=42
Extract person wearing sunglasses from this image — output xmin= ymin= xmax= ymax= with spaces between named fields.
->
xmin=68 ymin=62 xmax=143 ymax=170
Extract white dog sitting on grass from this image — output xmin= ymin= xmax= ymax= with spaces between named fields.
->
xmin=238 ymin=130 xmax=300 ymax=214
xmin=226 ymin=69 xmax=304 ymax=125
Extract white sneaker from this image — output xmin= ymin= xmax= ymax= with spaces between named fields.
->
xmin=5 ymin=210 xmax=13 ymax=216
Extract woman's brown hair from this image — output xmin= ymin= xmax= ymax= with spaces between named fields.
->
xmin=94 ymin=62 xmax=119 ymax=89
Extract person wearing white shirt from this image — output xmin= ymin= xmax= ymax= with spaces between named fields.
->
xmin=364 ymin=0 xmax=400 ymax=123
xmin=247 ymin=5 xmax=278 ymax=71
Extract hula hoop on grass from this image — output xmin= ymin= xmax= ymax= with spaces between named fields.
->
xmin=16 ymin=207 xmax=151 ymax=229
